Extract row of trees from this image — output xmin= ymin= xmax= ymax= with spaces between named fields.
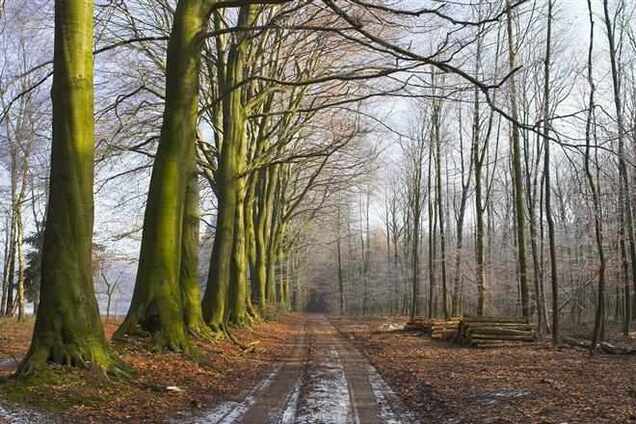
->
xmin=7 ymin=0 xmax=618 ymax=376
xmin=4 ymin=0 xmax=466 ymax=374
xmin=320 ymin=0 xmax=636 ymax=348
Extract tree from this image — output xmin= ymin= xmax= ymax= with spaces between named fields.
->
xmin=99 ymin=270 xmax=122 ymax=323
xmin=336 ymin=199 xmax=346 ymax=314
xmin=602 ymin=0 xmax=635 ymax=339
xmin=18 ymin=0 xmax=117 ymax=374
xmin=504 ymin=0 xmax=530 ymax=319
xmin=401 ymin=107 xmax=428 ymax=320
xmin=116 ymin=0 xmax=217 ymax=350
xmin=432 ymin=72 xmax=449 ymax=319
xmin=201 ymin=5 xmax=254 ymax=329
xmin=587 ymin=0 xmax=605 ymax=351
xmin=180 ymin=146 xmax=211 ymax=337
xmin=542 ymin=0 xmax=559 ymax=344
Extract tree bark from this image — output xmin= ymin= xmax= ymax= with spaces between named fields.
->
xmin=19 ymin=0 xmax=117 ymax=373
xmin=337 ymin=203 xmax=345 ymax=315
xmin=542 ymin=0 xmax=558 ymax=344
xmin=505 ymin=0 xmax=530 ymax=319
xmin=602 ymin=0 xmax=634 ymax=337
xmin=586 ymin=0 xmax=606 ymax=351
xmin=180 ymin=148 xmax=211 ymax=338
xmin=117 ymin=0 xmax=212 ymax=350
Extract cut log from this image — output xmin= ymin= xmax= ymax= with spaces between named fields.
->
xmin=599 ymin=342 xmax=636 ymax=355
xmin=465 ymin=328 xmax=535 ymax=337
xmin=405 ymin=317 xmax=439 ymax=335
xmin=463 ymin=315 xmax=528 ymax=324
xmin=470 ymin=340 xmax=531 ymax=348
xmin=431 ymin=320 xmax=460 ymax=341
xmin=470 ymin=334 xmax=536 ymax=342
xmin=462 ymin=322 xmax=534 ymax=329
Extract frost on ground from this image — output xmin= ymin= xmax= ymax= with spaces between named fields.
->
xmin=0 ymin=403 xmax=50 ymax=424
xmin=295 ymin=348 xmax=352 ymax=423
xmin=0 ymin=359 xmax=19 ymax=372
xmin=367 ymin=365 xmax=418 ymax=424
xmin=280 ymin=376 xmax=302 ymax=424
xmin=175 ymin=366 xmax=281 ymax=424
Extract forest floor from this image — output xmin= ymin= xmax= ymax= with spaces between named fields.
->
xmin=334 ymin=316 xmax=636 ymax=424
xmin=0 ymin=314 xmax=297 ymax=423
xmin=1 ymin=314 xmax=636 ymax=423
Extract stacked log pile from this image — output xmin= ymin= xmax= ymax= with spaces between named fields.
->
xmin=405 ymin=315 xmax=537 ymax=347
xmin=404 ymin=317 xmax=434 ymax=335
xmin=404 ymin=318 xmax=461 ymax=339
xmin=458 ymin=316 xmax=536 ymax=347
xmin=431 ymin=318 xmax=462 ymax=341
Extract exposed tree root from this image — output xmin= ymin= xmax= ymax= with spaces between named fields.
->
xmin=227 ymin=314 xmax=250 ymax=329
xmin=187 ymin=320 xmax=222 ymax=342
xmin=16 ymin=342 xmax=129 ymax=379
xmin=220 ymin=324 xmax=254 ymax=352
xmin=115 ymin=314 xmax=190 ymax=353
xmin=246 ymin=301 xmax=261 ymax=323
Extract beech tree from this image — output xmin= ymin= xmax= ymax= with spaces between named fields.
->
xmin=116 ymin=0 xmax=218 ymax=350
xmin=18 ymin=0 xmax=117 ymax=374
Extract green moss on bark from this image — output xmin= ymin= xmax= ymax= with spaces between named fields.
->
xmin=18 ymin=0 xmax=119 ymax=375
xmin=180 ymin=149 xmax=216 ymax=339
xmin=116 ymin=0 xmax=212 ymax=351
xmin=202 ymin=5 xmax=253 ymax=329
xmin=228 ymin=189 xmax=249 ymax=326
xmin=254 ymin=171 xmax=270 ymax=309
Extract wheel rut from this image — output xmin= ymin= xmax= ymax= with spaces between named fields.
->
xmin=187 ymin=314 xmax=416 ymax=423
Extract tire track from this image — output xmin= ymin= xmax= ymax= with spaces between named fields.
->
xmin=178 ymin=314 xmax=417 ymax=423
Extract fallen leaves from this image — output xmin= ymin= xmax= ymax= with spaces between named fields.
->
xmin=0 ymin=315 xmax=299 ymax=423
xmin=334 ymin=317 xmax=636 ymax=424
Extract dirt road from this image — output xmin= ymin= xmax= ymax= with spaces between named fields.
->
xmin=184 ymin=314 xmax=415 ymax=424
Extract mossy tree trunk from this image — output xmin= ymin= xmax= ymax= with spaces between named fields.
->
xmin=180 ymin=146 xmax=211 ymax=338
xmin=244 ymin=172 xmax=260 ymax=318
xmin=18 ymin=0 xmax=116 ymax=374
xmin=229 ymin=188 xmax=249 ymax=325
xmin=254 ymin=169 xmax=270 ymax=309
xmin=116 ymin=0 xmax=212 ymax=350
xmin=227 ymin=7 xmax=254 ymax=326
xmin=202 ymin=5 xmax=252 ymax=328
xmin=266 ymin=166 xmax=282 ymax=304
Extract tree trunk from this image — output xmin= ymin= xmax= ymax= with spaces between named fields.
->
xmin=266 ymin=168 xmax=282 ymax=304
xmin=228 ymin=183 xmax=249 ymax=325
xmin=19 ymin=0 xmax=116 ymax=373
xmin=202 ymin=6 xmax=251 ymax=328
xmin=602 ymin=0 xmax=634 ymax=337
xmin=586 ymin=0 xmax=606 ymax=351
xmin=180 ymin=148 xmax=211 ymax=338
xmin=337 ymin=203 xmax=345 ymax=315
xmin=543 ymin=0 xmax=558 ymax=344
xmin=1 ymin=216 xmax=10 ymax=315
xmin=428 ymin=142 xmax=436 ymax=318
xmin=117 ymin=0 xmax=211 ymax=350
xmin=16 ymin=209 xmax=25 ymax=321
xmin=433 ymin=91 xmax=449 ymax=319
xmin=254 ymin=170 xmax=270 ymax=309
xmin=2 ymin=216 xmax=15 ymax=316
xmin=505 ymin=0 xmax=530 ymax=319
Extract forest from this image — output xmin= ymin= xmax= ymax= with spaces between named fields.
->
xmin=0 ymin=0 xmax=635 ymax=423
